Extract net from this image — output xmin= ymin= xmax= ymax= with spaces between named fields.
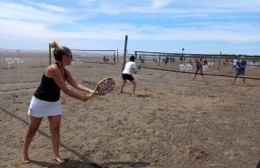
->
xmin=70 ymin=49 xmax=117 ymax=64
xmin=134 ymin=50 xmax=260 ymax=80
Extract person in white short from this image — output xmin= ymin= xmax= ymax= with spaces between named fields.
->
xmin=22 ymin=41 xmax=93 ymax=164
xmin=120 ymin=55 xmax=137 ymax=96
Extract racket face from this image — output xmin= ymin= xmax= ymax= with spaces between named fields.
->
xmin=95 ymin=77 xmax=115 ymax=95
xmin=137 ymin=64 xmax=142 ymax=72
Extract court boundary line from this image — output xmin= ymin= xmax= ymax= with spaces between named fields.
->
xmin=0 ymin=106 xmax=103 ymax=168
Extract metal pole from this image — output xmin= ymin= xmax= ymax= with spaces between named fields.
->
xmin=49 ymin=43 xmax=51 ymax=65
xmin=117 ymin=48 xmax=119 ymax=62
xmin=182 ymin=48 xmax=185 ymax=63
xmin=218 ymin=51 xmax=221 ymax=70
xmin=158 ymin=53 xmax=161 ymax=66
xmin=122 ymin=35 xmax=128 ymax=71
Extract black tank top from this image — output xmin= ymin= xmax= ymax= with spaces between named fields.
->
xmin=34 ymin=63 xmax=66 ymax=102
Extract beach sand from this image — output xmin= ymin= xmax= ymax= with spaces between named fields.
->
xmin=0 ymin=54 xmax=259 ymax=168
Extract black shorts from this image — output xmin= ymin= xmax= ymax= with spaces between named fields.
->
xmin=122 ymin=74 xmax=134 ymax=81
xmin=196 ymin=65 xmax=202 ymax=70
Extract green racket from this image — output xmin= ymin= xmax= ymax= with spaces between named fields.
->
xmin=137 ymin=64 xmax=142 ymax=73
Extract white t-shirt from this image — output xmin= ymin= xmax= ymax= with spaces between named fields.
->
xmin=123 ymin=62 xmax=136 ymax=75
xmin=233 ymin=59 xmax=237 ymax=65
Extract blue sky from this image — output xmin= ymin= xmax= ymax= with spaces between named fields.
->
xmin=0 ymin=0 xmax=260 ymax=55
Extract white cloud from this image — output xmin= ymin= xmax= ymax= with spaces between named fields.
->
xmin=151 ymin=0 xmax=174 ymax=9
xmin=22 ymin=0 xmax=66 ymax=13
xmin=0 ymin=0 xmax=259 ymax=54
xmin=0 ymin=20 xmax=54 ymax=39
xmin=72 ymin=0 xmax=260 ymax=15
xmin=0 ymin=1 xmax=74 ymax=24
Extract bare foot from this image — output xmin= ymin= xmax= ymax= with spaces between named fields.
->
xmin=23 ymin=159 xmax=30 ymax=164
xmin=23 ymin=153 xmax=30 ymax=164
xmin=53 ymin=156 xmax=66 ymax=164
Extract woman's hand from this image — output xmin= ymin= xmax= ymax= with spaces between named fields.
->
xmin=131 ymin=68 xmax=137 ymax=74
xmin=81 ymin=93 xmax=94 ymax=101
xmin=89 ymin=89 xmax=95 ymax=94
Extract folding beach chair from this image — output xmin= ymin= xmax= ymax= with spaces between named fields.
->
xmin=4 ymin=58 xmax=15 ymax=69
xmin=179 ymin=64 xmax=186 ymax=72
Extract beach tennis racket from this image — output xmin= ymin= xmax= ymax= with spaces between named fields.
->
xmin=92 ymin=77 xmax=115 ymax=95
xmin=137 ymin=64 xmax=142 ymax=73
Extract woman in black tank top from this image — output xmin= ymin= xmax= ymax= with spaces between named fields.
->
xmin=23 ymin=41 xmax=94 ymax=164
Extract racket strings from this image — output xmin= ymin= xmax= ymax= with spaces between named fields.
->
xmin=95 ymin=78 xmax=115 ymax=95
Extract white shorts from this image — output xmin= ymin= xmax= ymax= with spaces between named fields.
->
xmin=28 ymin=96 xmax=61 ymax=118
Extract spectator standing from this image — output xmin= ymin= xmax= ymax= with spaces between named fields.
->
xmin=233 ymin=56 xmax=247 ymax=86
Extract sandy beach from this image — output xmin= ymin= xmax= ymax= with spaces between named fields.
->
xmin=0 ymin=53 xmax=259 ymax=168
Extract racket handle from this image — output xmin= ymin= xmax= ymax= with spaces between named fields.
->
xmin=82 ymin=93 xmax=94 ymax=101
xmin=90 ymin=89 xmax=95 ymax=94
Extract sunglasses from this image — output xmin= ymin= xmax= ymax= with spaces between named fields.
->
xmin=65 ymin=53 xmax=73 ymax=58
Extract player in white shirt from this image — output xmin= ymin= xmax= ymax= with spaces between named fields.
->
xmin=233 ymin=57 xmax=238 ymax=69
xmin=120 ymin=56 xmax=137 ymax=96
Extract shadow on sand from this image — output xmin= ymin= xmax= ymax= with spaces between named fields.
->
xmin=101 ymin=161 xmax=150 ymax=168
xmin=30 ymin=159 xmax=102 ymax=168
xmin=136 ymin=94 xmax=152 ymax=98
xmin=29 ymin=159 xmax=150 ymax=168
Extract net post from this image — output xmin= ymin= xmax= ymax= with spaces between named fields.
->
xmin=122 ymin=35 xmax=128 ymax=71
xmin=48 ymin=43 xmax=51 ymax=65
xmin=218 ymin=51 xmax=221 ymax=70
xmin=158 ymin=53 xmax=161 ymax=66
xmin=116 ymin=49 xmax=119 ymax=62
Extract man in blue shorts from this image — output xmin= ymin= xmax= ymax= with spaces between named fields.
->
xmin=233 ymin=56 xmax=247 ymax=85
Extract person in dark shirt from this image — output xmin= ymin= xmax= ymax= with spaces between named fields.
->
xmin=22 ymin=41 xmax=93 ymax=164
xmin=233 ymin=56 xmax=247 ymax=86
xmin=192 ymin=56 xmax=204 ymax=81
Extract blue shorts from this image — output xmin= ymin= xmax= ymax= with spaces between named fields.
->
xmin=122 ymin=74 xmax=134 ymax=81
xmin=236 ymin=70 xmax=245 ymax=75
